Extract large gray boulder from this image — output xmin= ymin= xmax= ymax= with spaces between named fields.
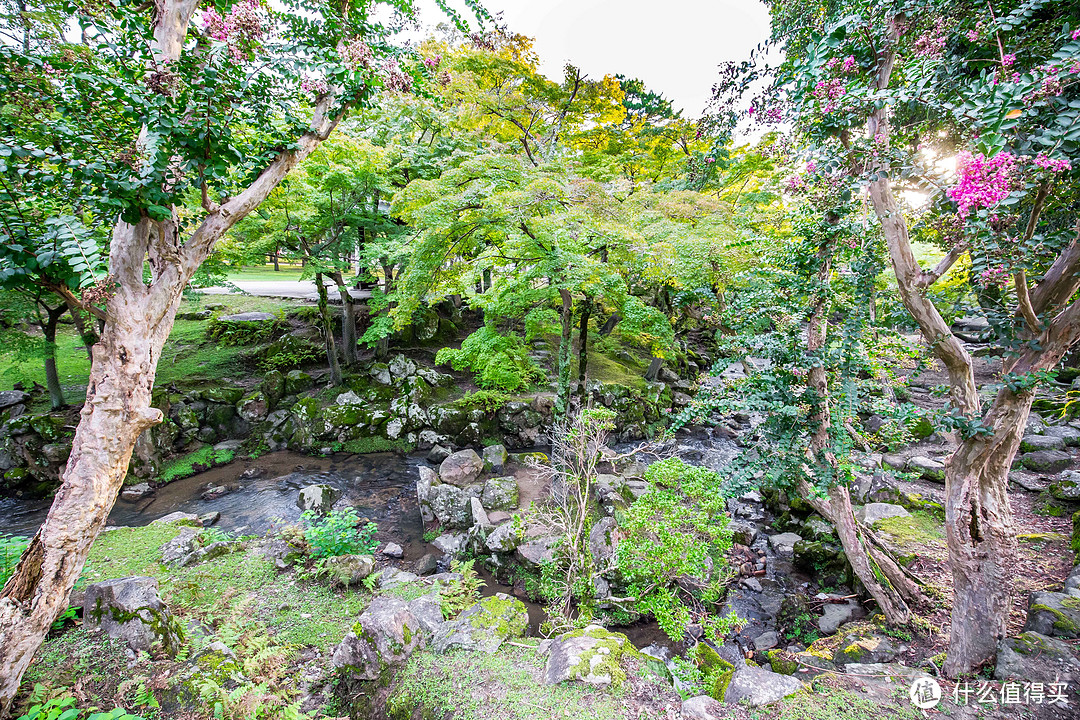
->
xmin=331 ymin=596 xmax=424 ymax=679
xmin=431 ymin=594 xmax=529 ymax=653
xmin=723 ymin=666 xmax=802 ymax=706
xmin=417 ymin=466 xmax=438 ymax=523
xmin=439 ymin=449 xmax=484 ymax=487
xmin=1021 ymin=434 xmax=1066 ymax=453
xmin=541 ymin=626 xmax=640 ymax=686
xmin=1045 ymin=425 xmax=1080 ymax=447
xmin=1024 ymin=591 xmax=1080 ymax=638
xmin=161 ymin=526 xmax=201 ymax=565
xmin=482 ymin=444 xmax=509 ymax=471
xmin=481 ymin=475 xmax=519 ymax=511
xmin=588 ymin=517 xmax=618 ymax=566
xmin=855 ymin=503 xmax=910 ymax=526
xmin=485 ymin=523 xmax=520 ymax=553
xmin=767 ymin=533 xmax=802 ymax=556
xmin=995 ymin=631 xmax=1080 ymax=683
xmin=84 ymin=577 xmax=180 ymax=654
xmin=907 ymin=456 xmax=945 ymax=483
xmin=297 ymin=484 xmax=339 ymax=516
xmin=516 ymin=536 xmax=559 ymax=567
xmin=321 ymin=554 xmax=375 ymax=588
xmin=681 ymin=696 xmax=727 ymax=720
xmin=428 ymin=483 xmax=473 ymax=529
xmin=1022 ymin=450 xmax=1072 ymax=474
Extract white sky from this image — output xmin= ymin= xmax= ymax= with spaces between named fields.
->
xmin=412 ymin=0 xmax=774 ymax=118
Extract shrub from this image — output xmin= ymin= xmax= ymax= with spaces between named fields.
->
xmin=1 ymin=533 xmax=29 ymax=589
xmin=616 ymin=459 xmax=737 ymax=641
xmin=435 ymin=325 xmax=544 ymax=392
xmin=455 ymin=390 xmax=510 ymax=413
xmin=301 ymin=508 xmax=377 ymax=559
xmin=439 ymin=559 xmax=484 ymax=619
xmin=260 ymin=334 xmax=322 ymax=372
xmin=206 ymin=313 xmax=287 ymax=346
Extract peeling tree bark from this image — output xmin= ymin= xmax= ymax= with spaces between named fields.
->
xmin=863 ymin=14 xmax=1080 ymax=676
xmin=0 ymin=2 xmax=348 ymax=708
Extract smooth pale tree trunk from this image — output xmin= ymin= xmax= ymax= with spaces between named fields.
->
xmin=331 ymin=271 xmax=358 ymax=366
xmin=0 ymin=0 xmax=346 ymax=702
xmin=865 ymin=16 xmax=1080 ymax=673
xmin=315 ymin=272 xmax=344 ymax=386
xmin=41 ymin=303 xmax=67 ymax=410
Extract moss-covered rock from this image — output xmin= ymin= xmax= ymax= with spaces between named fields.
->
xmin=696 ymin=643 xmax=735 ymax=700
xmin=541 ymin=625 xmax=644 ymax=687
xmin=1024 ymin=591 xmax=1080 ymax=638
xmin=766 ymin=648 xmax=799 ymax=676
xmin=431 ymin=593 xmax=529 ymax=653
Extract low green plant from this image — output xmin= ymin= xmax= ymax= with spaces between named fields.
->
xmin=435 ymin=326 xmax=543 ymax=392
xmin=206 ymin=313 xmax=287 ymax=346
xmin=16 ymin=696 xmax=144 ymax=720
xmin=454 ymin=389 xmax=510 ymax=414
xmin=158 ymin=446 xmax=235 ymax=484
xmin=1 ymin=533 xmax=29 ymax=589
xmin=341 ymin=437 xmax=414 ymax=454
xmin=301 ymin=508 xmax=377 ymax=559
xmin=260 ymin=335 xmax=322 ymax=372
xmin=784 ymin=612 xmax=821 ymax=645
xmin=615 ymin=459 xmax=735 ymax=641
xmin=422 ymin=530 xmax=440 ymax=543
xmin=439 ymin=559 xmax=484 ymax=619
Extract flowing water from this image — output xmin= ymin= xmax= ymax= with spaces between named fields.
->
xmin=0 ymin=437 xmax=740 ymax=651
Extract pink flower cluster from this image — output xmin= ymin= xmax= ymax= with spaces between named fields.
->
xmin=966 ymin=29 xmax=979 ymax=42
xmin=915 ymin=18 xmax=947 ymax=58
xmin=422 ymin=55 xmax=442 ymax=70
xmin=1034 ymin=154 xmax=1071 ymax=172
xmin=201 ymin=0 xmax=264 ymax=60
xmin=1002 ymin=53 xmax=1016 ymax=68
xmin=977 ymin=266 xmax=1010 ymax=288
xmin=342 ymin=38 xmax=373 ymax=69
xmin=381 ymin=59 xmax=412 ymax=93
xmin=300 ymin=75 xmax=328 ymax=96
xmin=812 ymin=78 xmax=846 ymax=112
xmin=842 ymin=55 xmax=857 ymax=73
xmin=947 ymin=150 xmax=1016 ymax=218
xmin=1073 ymin=28 xmax=1080 ymax=40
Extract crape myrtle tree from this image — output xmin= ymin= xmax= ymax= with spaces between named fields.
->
xmin=0 ymin=0 xmax=486 ymax=708
xmin=724 ymin=0 xmax=1080 ymax=674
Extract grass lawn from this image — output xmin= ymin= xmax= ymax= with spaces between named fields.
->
xmin=0 ymin=294 xmax=302 ymax=410
xmin=223 ymin=265 xmax=307 ymax=282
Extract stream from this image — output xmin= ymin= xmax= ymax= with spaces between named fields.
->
xmin=0 ymin=442 xmax=746 ymax=652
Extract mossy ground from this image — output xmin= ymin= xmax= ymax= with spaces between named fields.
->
xmin=155 ymin=446 xmax=236 ymax=485
xmin=83 ymin=524 xmax=366 ymax=651
xmin=742 ymin=678 xmax=923 ymax=720
xmin=387 ymin=643 xmax=676 ymax=720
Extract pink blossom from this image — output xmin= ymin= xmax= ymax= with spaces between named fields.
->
xmin=977 ymin=266 xmax=1010 ymax=288
xmin=805 ymin=161 xmax=817 ymax=173
xmin=705 ymin=157 xmax=715 ymax=164
xmin=422 ymin=55 xmax=442 ymax=69
xmin=966 ymin=29 xmax=979 ymax=42
xmin=915 ymin=18 xmax=947 ymax=58
xmin=748 ymin=105 xmax=756 ymax=115
xmin=946 ymin=150 xmax=1016 ymax=218
xmin=765 ymin=106 xmax=782 ymax=123
xmin=300 ymin=75 xmax=329 ymax=96
xmin=381 ymin=59 xmax=413 ymax=93
xmin=1034 ymin=154 xmax=1071 ymax=172
xmin=1073 ymin=28 xmax=1080 ymax=40
xmin=201 ymin=0 xmax=264 ymax=60
xmin=342 ymin=38 xmax=373 ymax=69
xmin=1002 ymin=53 xmax=1016 ymax=68
xmin=842 ymin=55 xmax=857 ymax=73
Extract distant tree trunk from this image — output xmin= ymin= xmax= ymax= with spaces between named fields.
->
xmin=556 ymin=289 xmax=574 ymax=416
xmin=331 ymin=271 xmax=358 ymax=365
xmin=577 ymin=295 xmax=591 ymax=397
xmin=799 ymin=232 xmax=923 ymax=625
xmin=272 ymin=246 xmax=280 ymax=271
xmin=315 ymin=272 xmax=343 ymax=385
xmin=41 ymin=303 xmax=67 ymax=410
xmin=65 ymin=301 xmax=97 ymax=361
xmin=376 ymin=256 xmax=394 ymax=360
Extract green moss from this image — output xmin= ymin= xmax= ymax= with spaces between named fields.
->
xmin=875 ymin=511 xmax=945 ymax=549
xmin=387 ymin=643 xmax=652 ymax=720
xmin=696 ymin=643 xmax=735 ymax=700
xmin=769 ymin=684 xmax=923 ymax=720
xmin=766 ymin=648 xmax=799 ymax=675
xmin=341 ymin=436 xmax=414 ymax=454
xmin=157 ymin=445 xmax=236 ymax=484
